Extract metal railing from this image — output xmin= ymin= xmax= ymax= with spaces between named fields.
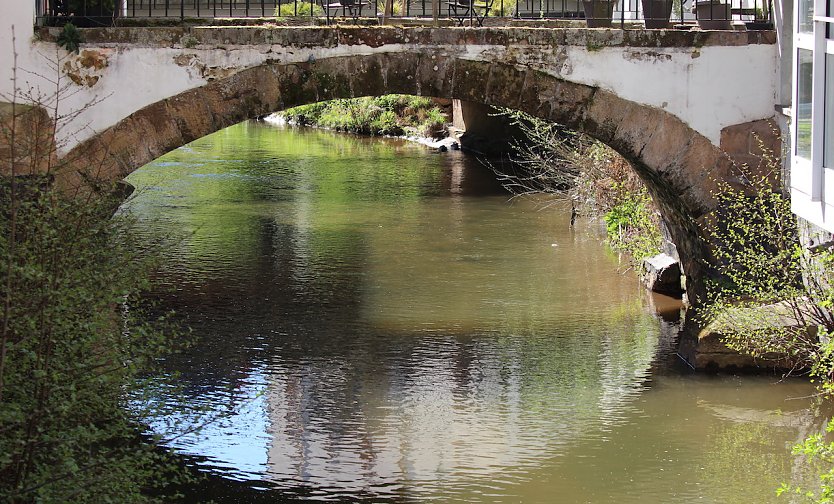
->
xmin=35 ymin=0 xmax=774 ymax=28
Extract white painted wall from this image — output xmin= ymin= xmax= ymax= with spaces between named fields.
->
xmin=1 ymin=2 xmax=38 ymax=99
xmin=505 ymin=44 xmax=778 ymax=146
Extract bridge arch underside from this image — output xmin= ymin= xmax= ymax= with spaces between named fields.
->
xmin=69 ymin=53 xmax=760 ymax=306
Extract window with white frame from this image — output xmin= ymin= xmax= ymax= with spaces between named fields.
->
xmin=792 ymin=0 xmax=834 ymax=207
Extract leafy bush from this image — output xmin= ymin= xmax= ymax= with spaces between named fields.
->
xmin=56 ymin=22 xmax=82 ymax=53
xmin=0 ymin=176 xmax=188 ymax=502
xmin=376 ymin=0 xmax=403 ymax=15
xmin=275 ymin=1 xmax=324 ymax=17
xmin=280 ymin=95 xmax=449 ymax=138
xmin=418 ymin=107 xmax=449 ymax=139
xmin=603 ymin=184 xmax=662 ymax=260
xmin=698 ymin=155 xmax=831 ymax=369
xmin=488 ymin=0 xmax=517 ymax=16
xmin=372 ymin=109 xmax=403 ymax=136
xmin=0 ymin=64 xmax=190 ymax=502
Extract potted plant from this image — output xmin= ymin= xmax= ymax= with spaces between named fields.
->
xmin=694 ymin=0 xmax=732 ymax=30
xmin=582 ymin=0 xmax=616 ymax=27
xmin=642 ymin=0 xmax=672 ymax=28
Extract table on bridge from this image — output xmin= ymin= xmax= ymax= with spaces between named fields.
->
xmin=322 ymin=0 xmax=370 ymax=23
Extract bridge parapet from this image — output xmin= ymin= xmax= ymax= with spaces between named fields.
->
xmin=31 ymin=25 xmax=777 ymax=153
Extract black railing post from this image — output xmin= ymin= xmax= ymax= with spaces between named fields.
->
xmin=620 ymin=0 xmax=624 ymax=26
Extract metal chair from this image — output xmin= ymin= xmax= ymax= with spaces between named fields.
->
xmin=323 ymin=0 xmax=370 ymax=24
xmin=448 ymin=0 xmax=494 ymax=25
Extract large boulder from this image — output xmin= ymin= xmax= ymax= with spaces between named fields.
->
xmin=642 ymin=253 xmax=684 ymax=297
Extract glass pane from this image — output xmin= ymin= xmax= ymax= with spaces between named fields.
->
xmin=797 ymin=49 xmax=813 ymax=159
xmin=799 ymin=0 xmax=813 ymax=32
xmin=826 ymin=54 xmax=834 ymax=166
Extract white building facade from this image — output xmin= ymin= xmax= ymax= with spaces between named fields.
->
xmin=790 ymin=0 xmax=834 ymax=233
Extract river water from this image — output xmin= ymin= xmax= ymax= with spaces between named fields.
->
xmin=124 ymin=121 xmax=821 ymax=503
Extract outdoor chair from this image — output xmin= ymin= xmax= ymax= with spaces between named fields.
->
xmin=448 ymin=0 xmax=494 ymax=26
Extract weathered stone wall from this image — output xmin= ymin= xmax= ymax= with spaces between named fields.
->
xmin=453 ymin=100 xmax=523 ymax=156
xmin=0 ymin=102 xmax=57 ymax=177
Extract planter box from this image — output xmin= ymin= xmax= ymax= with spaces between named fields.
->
xmin=695 ymin=1 xmax=732 ymax=30
xmin=642 ymin=0 xmax=672 ymax=28
xmin=582 ymin=0 xmax=616 ymax=27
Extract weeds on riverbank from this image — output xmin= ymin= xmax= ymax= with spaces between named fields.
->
xmin=281 ymin=95 xmax=449 ymax=139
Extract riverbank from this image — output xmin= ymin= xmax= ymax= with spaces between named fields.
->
xmin=273 ymin=95 xmax=451 ymax=141
xmin=262 ymin=112 xmax=463 ymax=152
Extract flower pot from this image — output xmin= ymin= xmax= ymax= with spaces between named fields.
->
xmin=641 ymin=0 xmax=672 ymax=28
xmin=582 ymin=0 xmax=616 ymax=28
xmin=695 ymin=1 xmax=732 ymax=30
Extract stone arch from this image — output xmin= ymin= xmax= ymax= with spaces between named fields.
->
xmin=65 ymin=52 xmax=745 ymax=305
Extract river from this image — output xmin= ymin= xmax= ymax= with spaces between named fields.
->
xmin=123 ymin=120 xmax=821 ymax=503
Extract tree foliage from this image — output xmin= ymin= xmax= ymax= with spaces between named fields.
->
xmin=698 ymin=147 xmax=834 ymax=502
xmin=281 ymin=95 xmax=449 ymax=139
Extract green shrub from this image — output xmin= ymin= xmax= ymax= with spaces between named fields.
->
xmin=275 ymin=1 xmax=323 ymax=17
xmin=372 ymin=109 xmax=403 ymax=136
xmin=56 ymin=22 xmax=82 ymax=53
xmin=0 ymin=177 xmax=188 ymax=502
xmin=280 ymin=95 xmax=449 ymax=138
xmin=603 ymin=184 xmax=662 ymax=260
xmin=418 ymin=107 xmax=449 ymax=139
xmin=376 ymin=0 xmax=403 ymax=15
xmin=488 ymin=0 xmax=517 ymax=16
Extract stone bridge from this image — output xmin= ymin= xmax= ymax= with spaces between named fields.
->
xmin=4 ymin=23 xmax=780 ymax=317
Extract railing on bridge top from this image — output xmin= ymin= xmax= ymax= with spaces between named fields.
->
xmin=34 ymin=0 xmax=774 ymax=29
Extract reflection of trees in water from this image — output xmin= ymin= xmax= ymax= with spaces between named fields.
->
xmin=261 ymin=310 xmax=660 ymax=498
xmin=126 ymin=121 xmax=679 ymax=499
xmin=702 ymin=419 xmax=796 ymax=503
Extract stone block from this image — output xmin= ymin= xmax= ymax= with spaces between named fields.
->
xmin=642 ymin=253 xmax=684 ymax=296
